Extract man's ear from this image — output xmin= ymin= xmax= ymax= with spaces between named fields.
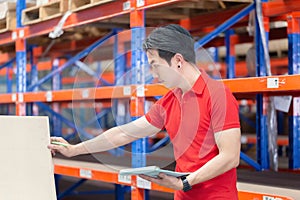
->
xmin=174 ymin=53 xmax=185 ymax=64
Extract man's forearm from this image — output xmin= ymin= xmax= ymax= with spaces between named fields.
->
xmin=187 ymin=153 xmax=239 ymax=186
xmin=72 ymin=126 xmax=137 ymax=156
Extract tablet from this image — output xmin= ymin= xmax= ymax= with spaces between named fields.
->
xmin=119 ymin=166 xmax=190 ymax=178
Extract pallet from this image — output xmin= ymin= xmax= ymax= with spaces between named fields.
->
xmin=0 ymin=2 xmax=16 ymax=33
xmin=70 ymin=0 xmax=114 ymax=12
xmin=22 ymin=0 xmax=68 ymax=25
xmin=0 ymin=11 xmax=16 ymax=34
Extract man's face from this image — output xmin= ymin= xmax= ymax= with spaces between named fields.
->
xmin=146 ymin=49 xmax=181 ymax=88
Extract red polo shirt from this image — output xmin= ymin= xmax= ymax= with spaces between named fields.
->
xmin=145 ymin=69 xmax=240 ymax=199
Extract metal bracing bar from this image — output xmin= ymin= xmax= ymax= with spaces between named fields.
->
xmin=240 ymin=152 xmax=261 ymax=171
xmin=0 ymin=57 xmax=15 ymax=70
xmin=74 ymin=61 xmax=113 ymax=86
xmin=36 ymin=102 xmax=93 ymax=139
xmin=52 ymin=58 xmax=62 ymax=137
xmin=27 ymin=31 xmax=116 ymax=91
xmin=148 ymin=135 xmax=170 ymax=153
xmin=194 ymin=3 xmax=255 ymax=49
xmin=57 ymin=179 xmax=87 ymax=199
xmin=66 ymin=109 xmax=110 ymax=140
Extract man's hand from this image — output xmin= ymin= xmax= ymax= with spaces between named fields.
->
xmin=139 ymin=173 xmax=183 ymax=191
xmin=47 ymin=137 xmax=76 ymax=157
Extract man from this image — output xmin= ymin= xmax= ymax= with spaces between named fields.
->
xmin=48 ymin=24 xmax=241 ymax=199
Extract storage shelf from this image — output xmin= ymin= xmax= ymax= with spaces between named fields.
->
xmin=1 ymin=74 xmax=299 ymax=104
xmin=53 ymin=158 xmax=174 ymax=193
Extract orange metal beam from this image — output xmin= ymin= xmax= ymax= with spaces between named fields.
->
xmin=137 ymin=0 xmax=183 ymax=10
xmin=0 ymin=73 xmax=299 ymax=105
xmin=54 ymin=163 xmax=174 ymax=193
xmin=0 ymin=31 xmax=13 ymax=46
xmin=180 ymin=5 xmax=247 ymax=32
xmin=238 ymin=191 xmax=292 ymax=200
xmin=54 ymin=163 xmax=293 ymax=198
xmin=223 ymin=74 xmax=300 ymax=94
xmin=0 ymin=94 xmax=14 ymax=103
xmin=263 ymin=0 xmax=300 ymax=17
xmin=0 ymin=60 xmax=53 ymax=76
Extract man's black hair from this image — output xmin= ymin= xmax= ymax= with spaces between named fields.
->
xmin=143 ymin=24 xmax=195 ymax=65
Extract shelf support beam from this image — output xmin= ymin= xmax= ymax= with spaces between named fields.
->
xmin=130 ymin=0 xmax=148 ymax=199
xmin=15 ymin=0 xmax=27 ymax=116
xmin=255 ymin=0 xmax=270 ymax=170
xmin=287 ymin=12 xmax=300 ymax=169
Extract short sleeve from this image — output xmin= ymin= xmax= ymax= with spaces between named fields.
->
xmin=210 ymin=86 xmax=240 ymax=133
xmin=145 ymin=97 xmax=167 ymax=130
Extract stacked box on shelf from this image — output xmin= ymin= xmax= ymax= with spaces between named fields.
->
xmin=22 ymin=0 xmax=69 ymax=25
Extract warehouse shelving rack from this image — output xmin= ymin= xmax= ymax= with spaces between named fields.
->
xmin=0 ymin=0 xmax=299 ymax=199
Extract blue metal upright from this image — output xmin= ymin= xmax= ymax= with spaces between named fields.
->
xmin=16 ymin=0 xmax=27 ymax=116
xmin=255 ymin=0 xmax=270 ymax=170
xmin=130 ymin=1 xmax=148 ymax=198
xmin=4 ymin=58 xmax=14 ymax=93
xmin=225 ymin=29 xmax=236 ymax=78
xmin=29 ymin=46 xmax=39 ymax=116
xmin=287 ymin=14 xmax=300 ymax=169
xmin=131 ymin=26 xmax=147 ymax=169
xmin=52 ymin=58 xmax=62 ymax=137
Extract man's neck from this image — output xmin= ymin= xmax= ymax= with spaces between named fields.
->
xmin=180 ymin=64 xmax=201 ymax=94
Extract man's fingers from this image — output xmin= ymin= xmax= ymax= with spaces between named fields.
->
xmin=48 ymin=144 xmax=64 ymax=151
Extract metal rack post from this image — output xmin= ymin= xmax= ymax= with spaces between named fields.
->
xmin=130 ymin=0 xmax=148 ymax=198
xmin=255 ymin=0 xmax=270 ymax=170
xmin=15 ymin=0 xmax=27 ymax=116
xmin=52 ymin=57 xmax=62 ymax=137
xmin=287 ymin=13 xmax=300 ymax=169
xmin=225 ymin=29 xmax=236 ymax=78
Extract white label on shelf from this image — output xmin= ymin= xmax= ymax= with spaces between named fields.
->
xmin=118 ymin=174 xmax=131 ymax=184
xmin=123 ymin=1 xmax=131 ymax=10
xmin=136 ymin=85 xmax=145 ymax=97
xmin=19 ymin=30 xmax=25 ymax=38
xmin=274 ymin=96 xmax=292 ymax=113
xmin=12 ymin=31 xmax=17 ymax=40
xmin=79 ymin=169 xmax=92 ymax=179
xmin=11 ymin=93 xmax=17 ymax=102
xmin=137 ymin=0 xmax=145 ymax=7
xmin=263 ymin=196 xmax=283 ymax=200
xmin=46 ymin=91 xmax=52 ymax=102
xmin=136 ymin=176 xmax=151 ymax=189
xmin=123 ymin=86 xmax=131 ymax=96
xmin=267 ymin=77 xmax=279 ymax=88
xmin=18 ymin=93 xmax=24 ymax=102
xmin=117 ymin=101 xmax=126 ymax=116
xmin=294 ymin=97 xmax=300 ymax=116
xmin=82 ymin=89 xmax=89 ymax=98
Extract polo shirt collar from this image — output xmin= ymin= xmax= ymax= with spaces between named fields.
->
xmin=190 ymin=68 xmax=209 ymax=95
xmin=172 ymin=68 xmax=209 ymax=98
